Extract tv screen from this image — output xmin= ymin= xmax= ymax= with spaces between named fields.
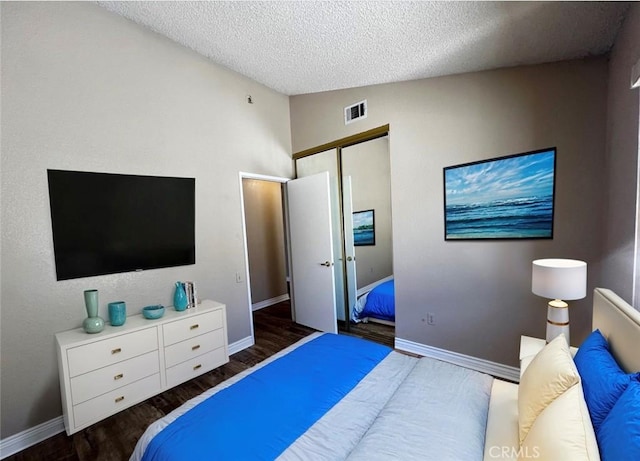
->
xmin=47 ymin=170 xmax=195 ymax=280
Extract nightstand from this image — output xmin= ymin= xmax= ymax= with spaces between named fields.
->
xmin=519 ymin=335 xmax=546 ymax=362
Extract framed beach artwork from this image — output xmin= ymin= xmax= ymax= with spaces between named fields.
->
xmin=443 ymin=148 xmax=556 ymax=240
xmin=353 ymin=209 xmax=375 ymax=246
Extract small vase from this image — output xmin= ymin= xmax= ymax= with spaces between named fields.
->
xmin=83 ymin=289 xmax=104 ymax=334
xmin=108 ymin=301 xmax=126 ymax=326
xmin=173 ymin=282 xmax=188 ymax=311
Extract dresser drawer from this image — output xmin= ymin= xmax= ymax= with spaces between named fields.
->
xmin=164 ymin=329 xmax=225 ymax=369
xmin=163 ymin=310 xmax=223 ymax=347
xmin=166 ymin=347 xmax=227 ymax=389
xmin=70 ymin=351 xmax=160 ymax=405
xmin=67 ymin=328 xmax=158 ymax=377
xmin=73 ymin=373 xmax=161 ymax=430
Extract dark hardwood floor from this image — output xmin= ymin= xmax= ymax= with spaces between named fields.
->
xmin=340 ymin=320 xmax=395 ymax=348
xmin=6 ymin=301 xmax=394 ymax=461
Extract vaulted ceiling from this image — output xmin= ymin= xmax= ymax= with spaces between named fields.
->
xmin=97 ymin=1 xmax=630 ymax=95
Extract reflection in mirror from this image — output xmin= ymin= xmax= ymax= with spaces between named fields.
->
xmin=342 ymin=137 xmax=394 ymax=337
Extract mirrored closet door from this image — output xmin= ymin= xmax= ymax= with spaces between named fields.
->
xmin=293 ymin=129 xmax=393 ymax=333
xmin=342 ymin=136 xmax=393 ymax=323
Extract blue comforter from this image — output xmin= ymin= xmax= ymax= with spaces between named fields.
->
xmin=360 ymin=279 xmax=395 ymax=322
xmin=140 ymin=334 xmax=391 ymax=461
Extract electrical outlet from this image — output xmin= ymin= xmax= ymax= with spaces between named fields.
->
xmin=427 ymin=312 xmax=435 ymax=325
xmin=235 ymin=272 xmax=244 ymax=283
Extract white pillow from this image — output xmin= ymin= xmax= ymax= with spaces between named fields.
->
xmin=518 ymin=334 xmax=580 ymax=443
xmin=519 ymin=384 xmax=600 ymax=461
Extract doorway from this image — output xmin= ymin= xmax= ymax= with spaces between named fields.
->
xmin=239 ymin=172 xmax=290 ymax=342
xmin=239 ymin=125 xmax=394 ymax=346
xmin=240 ymin=170 xmax=343 ymax=341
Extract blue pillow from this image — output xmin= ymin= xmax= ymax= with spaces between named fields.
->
xmin=597 ymin=380 xmax=640 ymax=461
xmin=573 ymin=329 xmax=639 ymax=432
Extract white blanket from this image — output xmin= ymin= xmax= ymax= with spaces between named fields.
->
xmin=346 ymin=358 xmax=493 ymax=461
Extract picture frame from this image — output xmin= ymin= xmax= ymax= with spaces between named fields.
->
xmin=443 ymin=147 xmax=556 ymax=240
xmin=353 ymin=209 xmax=375 ymax=246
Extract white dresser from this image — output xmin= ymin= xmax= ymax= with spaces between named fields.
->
xmin=55 ymin=300 xmax=228 ymax=435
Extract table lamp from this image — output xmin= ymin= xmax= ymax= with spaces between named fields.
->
xmin=532 ymin=258 xmax=587 ymax=345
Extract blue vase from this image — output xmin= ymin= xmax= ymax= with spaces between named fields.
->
xmin=108 ymin=301 xmax=126 ymax=326
xmin=174 ymin=282 xmax=188 ymax=311
xmin=83 ymin=289 xmax=104 ymax=334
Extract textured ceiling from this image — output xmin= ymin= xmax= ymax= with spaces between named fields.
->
xmin=96 ymin=1 xmax=630 ymax=96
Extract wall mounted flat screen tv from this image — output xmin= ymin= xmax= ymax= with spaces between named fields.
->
xmin=47 ymin=170 xmax=195 ymax=280
xmin=443 ymin=147 xmax=556 ymax=240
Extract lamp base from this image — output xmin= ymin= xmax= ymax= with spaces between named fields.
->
xmin=546 ymin=299 xmax=570 ymax=345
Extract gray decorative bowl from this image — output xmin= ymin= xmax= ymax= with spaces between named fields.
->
xmin=142 ymin=305 xmax=165 ymax=320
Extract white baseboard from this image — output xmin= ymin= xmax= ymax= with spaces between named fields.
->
xmin=0 ymin=416 xmax=65 ymax=459
xmin=1 ymin=335 xmax=256 ymax=458
xmin=228 ymin=335 xmax=254 ymax=355
xmin=395 ymin=337 xmax=520 ymax=383
xmin=251 ymin=294 xmax=289 ymax=311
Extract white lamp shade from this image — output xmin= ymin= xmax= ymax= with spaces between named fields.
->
xmin=532 ymin=259 xmax=587 ymax=300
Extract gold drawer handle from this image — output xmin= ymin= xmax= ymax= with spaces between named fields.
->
xmin=193 ymin=364 xmax=202 ymax=371
xmin=114 ymin=373 xmax=124 ymax=380
xmin=115 ymin=396 xmax=124 ymax=403
xmin=190 ymin=324 xmax=199 ymax=330
xmin=192 ymin=344 xmax=201 ymax=351
xmin=111 ymin=348 xmax=122 ymax=355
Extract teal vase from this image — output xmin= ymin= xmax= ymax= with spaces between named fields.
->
xmin=108 ymin=301 xmax=127 ymax=326
xmin=83 ymin=289 xmax=104 ymax=333
xmin=174 ymin=282 xmax=188 ymax=311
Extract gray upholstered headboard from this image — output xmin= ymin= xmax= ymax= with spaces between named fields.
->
xmin=592 ymin=288 xmax=640 ymax=373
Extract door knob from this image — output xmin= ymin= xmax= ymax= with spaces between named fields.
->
xmin=346 ymin=256 xmax=355 ymax=262
xmin=319 ymin=261 xmax=333 ymax=267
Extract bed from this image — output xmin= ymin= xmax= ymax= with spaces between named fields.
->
xmin=351 ymin=277 xmax=395 ymax=324
xmin=484 ymin=287 xmax=640 ymax=460
xmin=132 ymin=287 xmax=640 ymax=461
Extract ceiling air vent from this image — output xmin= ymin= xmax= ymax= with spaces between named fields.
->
xmin=344 ymin=100 xmax=367 ymax=125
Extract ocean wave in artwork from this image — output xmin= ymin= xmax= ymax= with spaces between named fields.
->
xmin=445 ymin=195 xmax=553 ymax=239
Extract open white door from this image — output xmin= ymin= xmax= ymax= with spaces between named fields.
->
xmin=287 ymin=172 xmax=338 ymax=333
xmin=342 ymin=176 xmax=358 ymax=322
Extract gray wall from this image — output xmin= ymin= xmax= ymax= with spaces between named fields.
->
xmin=1 ymin=2 xmax=292 ymax=438
xmin=290 ymin=58 xmax=608 ymax=365
xmin=342 ymin=137 xmax=393 ymax=287
xmin=242 ymin=179 xmax=288 ymax=304
xmin=601 ymin=4 xmax=640 ymax=306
